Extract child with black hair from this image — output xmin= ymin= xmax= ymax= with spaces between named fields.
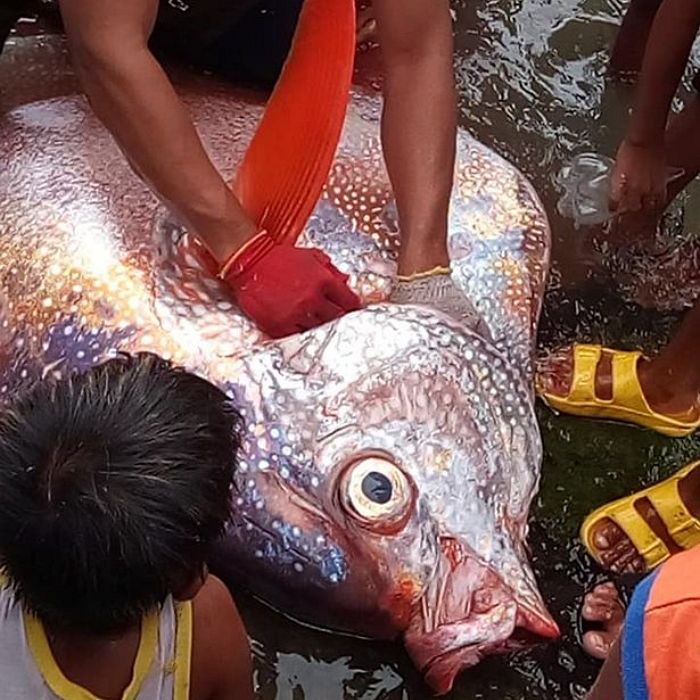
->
xmin=0 ymin=353 xmax=253 ymax=700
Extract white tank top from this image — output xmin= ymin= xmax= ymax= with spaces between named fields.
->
xmin=0 ymin=574 xmax=193 ymax=700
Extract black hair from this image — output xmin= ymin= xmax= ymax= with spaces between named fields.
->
xmin=0 ymin=352 xmax=241 ymax=634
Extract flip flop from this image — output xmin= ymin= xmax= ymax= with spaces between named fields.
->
xmin=539 ymin=344 xmax=700 ymax=437
xmin=581 ymin=460 xmax=700 ymax=572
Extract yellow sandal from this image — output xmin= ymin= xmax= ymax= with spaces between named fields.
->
xmin=539 ymin=344 xmax=700 ymax=437
xmin=581 ymin=460 xmax=700 ymax=571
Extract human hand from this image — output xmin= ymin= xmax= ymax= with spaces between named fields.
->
xmin=221 ymin=232 xmax=361 ymax=338
xmin=609 ymin=139 xmax=667 ymax=215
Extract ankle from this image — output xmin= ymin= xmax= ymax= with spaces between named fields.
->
xmin=638 ymin=357 xmax=699 ymax=409
xmin=679 ymin=464 xmax=700 ymax=520
xmin=397 ymin=241 xmax=450 ymax=277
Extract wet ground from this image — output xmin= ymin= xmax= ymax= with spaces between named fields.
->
xmin=242 ymin=2 xmax=700 ymax=698
xmin=4 ymin=1 xmax=700 ymax=698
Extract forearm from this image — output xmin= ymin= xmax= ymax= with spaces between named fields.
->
xmin=374 ymin=0 xmax=456 ymax=271
xmin=69 ymin=47 xmax=255 ymax=261
xmin=627 ymin=0 xmax=700 ymax=146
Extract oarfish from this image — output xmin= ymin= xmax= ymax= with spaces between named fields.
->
xmin=0 ymin=35 xmax=555 ymax=694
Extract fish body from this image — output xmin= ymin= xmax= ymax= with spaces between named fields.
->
xmin=0 ymin=36 xmax=554 ymax=693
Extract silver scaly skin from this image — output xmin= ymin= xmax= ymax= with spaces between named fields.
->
xmin=0 ymin=36 xmax=553 ymax=694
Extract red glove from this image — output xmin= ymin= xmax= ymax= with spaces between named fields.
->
xmin=220 ymin=231 xmax=361 ymax=338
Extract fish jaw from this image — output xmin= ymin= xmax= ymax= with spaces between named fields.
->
xmin=407 ymin=603 xmax=559 ymax=695
xmin=404 ymin=548 xmax=559 ymax=695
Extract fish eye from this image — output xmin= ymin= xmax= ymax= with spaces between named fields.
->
xmin=340 ymin=455 xmax=414 ymax=529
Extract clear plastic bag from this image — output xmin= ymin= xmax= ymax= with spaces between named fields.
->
xmin=555 ymin=153 xmax=617 ymax=227
xmin=556 ymin=152 xmax=684 ymax=228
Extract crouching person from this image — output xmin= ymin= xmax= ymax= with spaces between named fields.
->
xmin=0 ymin=353 xmax=253 ymax=700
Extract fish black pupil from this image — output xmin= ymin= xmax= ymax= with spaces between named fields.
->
xmin=361 ymin=471 xmax=393 ymax=504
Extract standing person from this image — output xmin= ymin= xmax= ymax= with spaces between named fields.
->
xmin=580 ymin=543 xmax=700 ymax=699
xmin=538 ymin=0 xmax=700 ymax=438
xmin=1 ymin=0 xmax=458 ymax=338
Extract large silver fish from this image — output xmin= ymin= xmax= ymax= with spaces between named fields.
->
xmin=0 ymin=35 xmax=555 ymax=694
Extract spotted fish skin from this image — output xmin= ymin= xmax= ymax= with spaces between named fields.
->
xmin=0 ymin=36 xmax=553 ymax=695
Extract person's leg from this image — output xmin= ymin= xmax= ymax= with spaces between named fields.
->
xmin=609 ymin=0 xmax=662 ymax=75
xmin=639 ymin=296 xmax=700 ymax=411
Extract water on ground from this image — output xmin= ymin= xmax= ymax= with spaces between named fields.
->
xmin=4 ymin=2 xmax=700 ymax=697
xmin=245 ymin=2 xmax=700 ymax=697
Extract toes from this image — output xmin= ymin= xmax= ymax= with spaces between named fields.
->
xmin=583 ymin=583 xmax=626 ymax=623
xmin=609 ymin=599 xmax=626 ymax=625
xmin=592 ymin=520 xmax=626 ymax=551
xmin=582 ymin=631 xmax=614 ymax=661
xmin=593 ymin=529 xmax=611 ymax=550
xmin=593 ymin=521 xmax=645 ymax=573
xmin=606 ymin=543 xmax=644 ymax=574
xmin=582 ymin=597 xmax=616 ymax=623
xmin=581 ymin=581 xmax=626 ymax=660
xmin=582 ymin=602 xmax=615 ymax=623
xmin=623 ymin=557 xmax=646 ymax=574
xmin=597 ymin=536 xmax=635 ymax=569
xmin=587 ymin=582 xmax=619 ymax=606
xmin=536 ymin=349 xmax=574 ymax=397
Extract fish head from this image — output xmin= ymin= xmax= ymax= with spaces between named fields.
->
xmin=216 ymin=303 xmax=558 ymax=693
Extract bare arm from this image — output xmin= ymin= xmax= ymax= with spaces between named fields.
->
xmin=57 ymin=0 xmax=256 ymax=262
xmin=373 ymin=0 xmax=456 ymax=275
xmin=190 ymin=576 xmax=254 ymax=700
xmin=626 ymin=0 xmax=700 ymax=147
xmin=611 ymin=0 xmax=700 ymax=211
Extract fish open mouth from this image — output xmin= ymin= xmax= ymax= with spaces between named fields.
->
xmin=409 ymin=604 xmax=559 ymax=695
xmin=403 ymin=551 xmax=560 ymax=696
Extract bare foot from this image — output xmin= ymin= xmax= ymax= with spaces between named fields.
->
xmin=588 ymin=461 xmax=700 ymax=573
xmin=537 ymin=346 xmax=700 ymax=422
xmin=538 ymin=347 xmax=700 ymax=573
xmin=581 ymin=582 xmax=626 ymax=660
xmin=587 ymin=502 xmax=662 ymax=575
